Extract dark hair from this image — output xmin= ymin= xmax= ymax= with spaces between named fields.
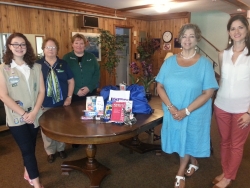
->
xmin=3 ymin=33 xmax=36 ymax=68
xmin=71 ymin=33 xmax=87 ymax=44
xmin=226 ymin=15 xmax=250 ymax=56
xmin=178 ymin=23 xmax=202 ymax=42
xmin=42 ymin=37 xmax=60 ymax=52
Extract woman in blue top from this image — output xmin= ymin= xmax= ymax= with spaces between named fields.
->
xmin=37 ymin=38 xmax=74 ymax=163
xmin=156 ymin=24 xmax=218 ymax=188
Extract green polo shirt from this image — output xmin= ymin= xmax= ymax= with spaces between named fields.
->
xmin=63 ymin=51 xmax=100 ymax=95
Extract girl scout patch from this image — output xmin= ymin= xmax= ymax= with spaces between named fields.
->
xmin=4 ymin=67 xmax=10 ymax=71
xmin=9 ymin=76 xmax=19 ymax=84
xmin=14 ymin=118 xmax=19 ymax=124
xmin=20 ymin=117 xmax=24 ymax=123
xmin=56 ymin=69 xmax=64 ymax=73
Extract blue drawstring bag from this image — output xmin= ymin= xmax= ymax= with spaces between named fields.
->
xmin=126 ymin=84 xmax=153 ymax=114
xmin=100 ymin=84 xmax=153 ymax=114
xmin=100 ymin=85 xmax=119 ymax=106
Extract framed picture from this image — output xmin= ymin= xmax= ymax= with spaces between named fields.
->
xmin=153 ymin=38 xmax=161 ymax=50
xmin=174 ymin=38 xmax=181 ymax=48
xmin=163 ymin=43 xmax=171 ymax=50
xmin=72 ymin=32 xmax=101 ymax=61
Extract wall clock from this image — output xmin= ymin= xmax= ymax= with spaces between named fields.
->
xmin=162 ymin=31 xmax=173 ymax=43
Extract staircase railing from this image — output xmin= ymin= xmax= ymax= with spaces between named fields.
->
xmin=197 ymin=36 xmax=221 ymax=81
xmin=197 ymin=36 xmax=220 ymax=68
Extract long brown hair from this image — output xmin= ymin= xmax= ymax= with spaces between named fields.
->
xmin=226 ymin=15 xmax=250 ymax=56
xmin=3 ymin=33 xmax=36 ymax=68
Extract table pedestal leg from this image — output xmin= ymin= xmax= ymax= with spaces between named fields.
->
xmin=120 ymin=129 xmax=161 ymax=154
xmin=61 ymin=144 xmax=111 ymax=188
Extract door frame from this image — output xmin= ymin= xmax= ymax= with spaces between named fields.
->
xmin=114 ymin=25 xmax=133 ymax=85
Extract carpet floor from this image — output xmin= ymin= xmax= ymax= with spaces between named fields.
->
xmin=0 ymin=116 xmax=250 ymax=188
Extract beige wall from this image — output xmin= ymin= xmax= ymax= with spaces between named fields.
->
xmin=191 ymin=11 xmax=231 ymax=74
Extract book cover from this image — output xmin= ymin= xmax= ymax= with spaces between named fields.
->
xmin=110 ymin=102 xmax=126 ymax=122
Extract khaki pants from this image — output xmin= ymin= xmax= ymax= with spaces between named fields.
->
xmin=41 ymin=107 xmax=65 ymax=155
xmin=41 ymin=130 xmax=65 ymax=155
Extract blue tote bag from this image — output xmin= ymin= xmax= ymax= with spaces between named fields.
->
xmin=100 ymin=84 xmax=153 ymax=114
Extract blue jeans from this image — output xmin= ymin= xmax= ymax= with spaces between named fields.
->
xmin=8 ymin=123 xmax=40 ymax=179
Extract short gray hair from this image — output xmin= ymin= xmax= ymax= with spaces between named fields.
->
xmin=178 ymin=23 xmax=202 ymax=42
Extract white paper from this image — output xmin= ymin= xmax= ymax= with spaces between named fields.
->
xmin=108 ymin=90 xmax=130 ymax=101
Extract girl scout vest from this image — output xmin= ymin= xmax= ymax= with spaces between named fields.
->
xmin=0 ymin=63 xmax=43 ymax=128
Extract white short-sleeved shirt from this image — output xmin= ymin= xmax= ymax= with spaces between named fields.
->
xmin=214 ymin=47 xmax=250 ymax=113
xmin=11 ymin=60 xmax=31 ymax=93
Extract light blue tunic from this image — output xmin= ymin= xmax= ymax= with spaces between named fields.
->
xmin=155 ymin=55 xmax=219 ymax=157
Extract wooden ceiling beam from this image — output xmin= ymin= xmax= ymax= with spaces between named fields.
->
xmin=118 ymin=4 xmax=155 ymax=12
xmin=2 ymin=0 xmax=122 ymax=16
xmin=142 ymin=12 xmax=191 ymax=21
xmin=223 ymin=0 xmax=250 ymax=11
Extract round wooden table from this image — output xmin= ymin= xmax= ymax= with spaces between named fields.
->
xmin=40 ymin=97 xmax=163 ymax=187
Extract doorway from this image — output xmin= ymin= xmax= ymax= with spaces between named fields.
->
xmin=0 ymin=33 xmax=10 ymax=64
xmin=115 ymin=27 xmax=131 ymax=85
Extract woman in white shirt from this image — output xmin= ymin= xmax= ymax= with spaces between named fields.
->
xmin=0 ymin=33 xmax=45 ymax=188
xmin=213 ymin=15 xmax=250 ymax=188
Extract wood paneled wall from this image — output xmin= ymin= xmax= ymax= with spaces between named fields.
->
xmin=148 ymin=18 xmax=189 ymax=76
xmin=0 ymin=4 xmax=189 ymax=88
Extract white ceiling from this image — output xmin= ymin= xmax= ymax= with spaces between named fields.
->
xmin=76 ymin=0 xmax=250 ymax=16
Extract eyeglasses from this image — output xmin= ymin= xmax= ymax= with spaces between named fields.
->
xmin=10 ymin=43 xmax=26 ymax=49
xmin=45 ymin=46 xmax=57 ymax=50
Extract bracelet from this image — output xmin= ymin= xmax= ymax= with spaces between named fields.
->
xmin=246 ymin=112 xmax=250 ymax=116
xmin=185 ymin=108 xmax=191 ymax=116
xmin=67 ymin=95 xmax=72 ymax=98
xmin=167 ymin=104 xmax=174 ymax=110
xmin=21 ymin=111 xmax=26 ymax=116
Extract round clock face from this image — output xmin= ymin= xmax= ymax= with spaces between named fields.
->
xmin=162 ymin=31 xmax=173 ymax=43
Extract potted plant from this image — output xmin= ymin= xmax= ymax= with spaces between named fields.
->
xmin=139 ymin=60 xmax=155 ymax=93
xmin=129 ymin=60 xmax=155 ymax=101
xmin=136 ymin=37 xmax=159 ymax=62
xmin=129 ymin=37 xmax=159 ymax=100
xmin=98 ymin=29 xmax=125 ymax=84
xmin=129 ymin=62 xmax=140 ymax=84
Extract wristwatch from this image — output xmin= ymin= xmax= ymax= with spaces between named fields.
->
xmin=67 ymin=95 xmax=72 ymax=98
xmin=185 ymin=108 xmax=190 ymax=116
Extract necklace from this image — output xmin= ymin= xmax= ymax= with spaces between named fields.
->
xmin=180 ymin=50 xmax=196 ymax=59
xmin=233 ymin=46 xmax=245 ymax=53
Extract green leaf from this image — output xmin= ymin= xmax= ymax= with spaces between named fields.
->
xmin=98 ymin=29 xmax=126 ymax=80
